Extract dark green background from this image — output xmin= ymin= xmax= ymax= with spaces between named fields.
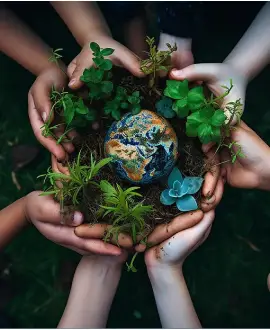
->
xmin=1 ymin=1 xmax=270 ymax=327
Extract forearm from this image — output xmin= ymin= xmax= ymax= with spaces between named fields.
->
xmin=0 ymin=9 xmax=57 ymax=76
xmin=0 ymin=197 xmax=28 ymax=250
xmin=58 ymin=256 xmax=122 ymax=328
xmin=148 ymin=267 xmax=201 ymax=328
xmin=51 ymin=2 xmax=111 ymax=47
xmin=224 ymin=2 xmax=270 ymax=81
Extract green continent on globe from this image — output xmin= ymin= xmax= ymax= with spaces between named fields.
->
xmin=104 ymin=110 xmax=179 ymax=184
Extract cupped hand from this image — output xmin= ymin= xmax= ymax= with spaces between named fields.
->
xmin=68 ymin=35 xmax=144 ymax=90
xmin=219 ymin=121 xmax=270 ymax=190
xmin=145 ymin=210 xmax=215 ymax=269
xmin=28 ymin=65 xmax=75 ymax=161
xmin=158 ymin=32 xmax=194 ymax=70
xmin=170 ymin=63 xmax=247 ymax=124
xmin=25 ymin=192 xmax=126 ymax=256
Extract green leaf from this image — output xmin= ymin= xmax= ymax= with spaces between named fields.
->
xmin=186 ymin=111 xmax=202 ymax=127
xmin=90 ymin=42 xmax=100 ymax=53
xmin=211 ymin=126 xmax=221 ymax=142
xmin=172 ymin=98 xmax=189 ymax=118
xmin=164 ymin=79 xmax=189 ymax=99
xmin=100 ymin=180 xmax=117 ymax=195
xmin=116 ymin=86 xmax=127 ymax=97
xmin=132 ymin=91 xmax=140 ymax=97
xmin=112 ymin=108 xmax=121 ymax=120
xmin=93 ymin=57 xmax=104 ymax=67
xmin=63 ymin=97 xmax=75 ymax=125
xmin=81 ymin=67 xmax=104 ymax=83
xmin=100 ymin=48 xmax=114 ymax=56
xmin=187 ymin=86 xmax=205 ymax=111
xmin=121 ymin=102 xmax=129 ymax=109
xmin=91 ymin=158 xmax=112 ymax=177
xmin=200 ymin=106 xmax=215 ymax=119
xmin=197 ymin=123 xmax=213 ymax=144
xmin=186 ymin=123 xmax=198 ymax=137
xmin=101 ymin=81 xmax=113 ymax=94
xmin=86 ymin=109 xmax=96 ymax=121
xmin=104 ymin=100 xmax=118 ymax=114
xmin=211 ymin=109 xmax=226 ymax=127
xmin=99 ymin=59 xmax=113 ymax=71
xmin=75 ymin=99 xmax=88 ymax=114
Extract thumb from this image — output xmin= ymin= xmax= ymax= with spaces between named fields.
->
xmin=170 ymin=63 xmax=220 ymax=82
xmin=68 ymin=58 xmax=90 ymax=90
xmin=31 ymin=80 xmax=52 ymax=123
xmin=31 ymin=193 xmax=83 ymax=226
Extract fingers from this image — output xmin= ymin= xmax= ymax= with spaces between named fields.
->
xmin=54 ymin=125 xmax=75 ymax=154
xmin=35 ymin=221 xmax=122 ymax=256
xmin=203 ymin=148 xmax=221 ymax=197
xmin=51 ymin=154 xmax=70 ymax=177
xmin=28 ymin=93 xmax=67 ymax=161
xmin=135 ymin=210 xmax=204 ymax=252
xmin=75 ymin=223 xmax=133 ymax=249
xmin=118 ymin=47 xmax=145 ymax=78
xmin=172 ymin=50 xmax=194 ymax=70
xmin=68 ymin=54 xmax=93 ymax=90
xmin=170 ymin=64 xmax=220 ymax=82
xmin=31 ymin=79 xmax=52 ymax=123
xmin=201 ymin=178 xmax=224 ymax=212
xmin=31 ymin=193 xmax=83 ymax=226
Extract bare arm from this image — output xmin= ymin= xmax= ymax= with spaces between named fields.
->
xmin=58 ymin=255 xmax=122 ymax=328
xmin=148 ymin=267 xmax=201 ymax=328
xmin=0 ymin=197 xmax=28 ymax=250
xmin=225 ymin=2 xmax=270 ymax=80
xmin=51 ymin=1 xmax=111 ymax=47
xmin=0 ymin=9 xmax=57 ymax=76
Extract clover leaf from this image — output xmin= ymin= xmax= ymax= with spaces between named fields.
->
xmin=186 ymin=106 xmax=226 ymax=144
xmin=160 ymin=167 xmax=203 ymax=212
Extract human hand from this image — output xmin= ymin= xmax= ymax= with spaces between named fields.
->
xmin=158 ymin=32 xmax=194 ymax=70
xmin=216 ymin=121 xmax=270 ymax=190
xmin=28 ymin=65 xmax=75 ymax=161
xmin=170 ymin=62 xmax=247 ymax=124
xmin=145 ymin=210 xmax=215 ymax=269
xmin=68 ymin=35 xmax=144 ymax=90
xmin=24 ymin=191 xmax=128 ymax=256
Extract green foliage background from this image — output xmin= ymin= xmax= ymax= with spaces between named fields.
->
xmin=1 ymin=2 xmax=270 ymax=327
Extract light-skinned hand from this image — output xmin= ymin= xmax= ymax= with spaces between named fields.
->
xmin=216 ymin=121 xmax=270 ymax=190
xmin=158 ymin=32 xmax=194 ymax=71
xmin=67 ymin=35 xmax=144 ymax=90
xmin=24 ymin=192 xmax=130 ymax=256
xmin=28 ymin=65 xmax=76 ymax=161
xmin=145 ymin=210 xmax=215 ymax=270
xmin=170 ymin=63 xmax=247 ymax=124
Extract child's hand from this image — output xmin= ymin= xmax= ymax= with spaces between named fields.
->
xmin=24 ymin=192 xmax=123 ymax=256
xmin=170 ymin=63 xmax=247 ymax=125
xmin=28 ymin=65 xmax=73 ymax=162
xmin=145 ymin=210 xmax=215 ymax=269
xmin=218 ymin=121 xmax=270 ymax=190
xmin=68 ymin=35 xmax=144 ymax=90
xmin=158 ymin=32 xmax=194 ymax=70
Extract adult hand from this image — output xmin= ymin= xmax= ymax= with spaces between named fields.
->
xmin=170 ymin=63 xmax=247 ymax=124
xmin=28 ymin=65 xmax=75 ymax=161
xmin=217 ymin=121 xmax=270 ymax=190
xmin=145 ymin=210 xmax=215 ymax=269
xmin=158 ymin=32 xmax=194 ymax=70
xmin=68 ymin=35 xmax=144 ymax=90
xmin=24 ymin=191 xmax=127 ymax=256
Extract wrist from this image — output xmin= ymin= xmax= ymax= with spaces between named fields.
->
xmin=81 ymin=255 xmax=125 ymax=271
xmin=81 ymin=31 xmax=112 ymax=48
xmin=147 ymin=263 xmax=184 ymax=284
xmin=258 ymin=152 xmax=270 ymax=191
xmin=222 ymin=60 xmax=249 ymax=84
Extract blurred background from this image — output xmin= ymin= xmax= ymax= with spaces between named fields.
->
xmin=0 ymin=1 xmax=270 ymax=327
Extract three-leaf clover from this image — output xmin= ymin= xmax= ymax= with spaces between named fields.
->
xmin=164 ymin=80 xmax=206 ymax=118
xmin=155 ymin=96 xmax=175 ymax=118
xmin=186 ymin=106 xmax=226 ymax=144
xmin=160 ymin=167 xmax=203 ymax=212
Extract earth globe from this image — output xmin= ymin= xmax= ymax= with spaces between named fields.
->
xmin=104 ymin=110 xmax=179 ymax=185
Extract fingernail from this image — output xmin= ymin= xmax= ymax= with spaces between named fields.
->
xmin=42 ymin=112 xmax=47 ymax=122
xmin=73 ymin=211 xmax=83 ymax=225
xmin=171 ymin=69 xmax=184 ymax=78
xmin=69 ymin=79 xmax=76 ymax=87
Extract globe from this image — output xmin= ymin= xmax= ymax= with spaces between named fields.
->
xmin=104 ymin=110 xmax=179 ymax=185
